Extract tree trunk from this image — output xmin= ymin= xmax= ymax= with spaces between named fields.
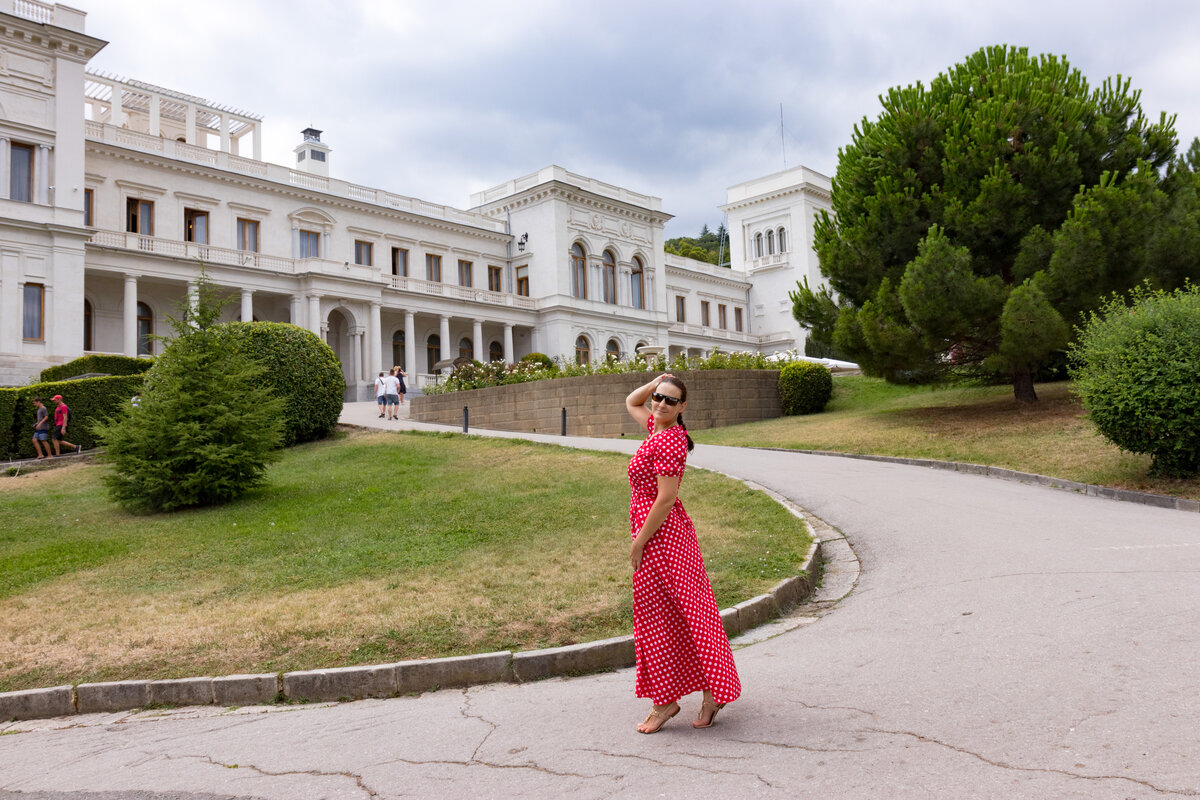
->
xmin=1012 ymin=366 xmax=1038 ymax=404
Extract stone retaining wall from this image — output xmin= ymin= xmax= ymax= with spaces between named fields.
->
xmin=411 ymin=369 xmax=782 ymax=436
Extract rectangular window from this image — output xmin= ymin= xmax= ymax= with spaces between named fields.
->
xmin=23 ymin=283 xmax=44 ymax=340
xmin=83 ymin=188 xmax=94 ymax=226
xmin=354 ymin=240 xmax=373 ymax=266
xmin=9 ymin=143 xmax=33 ymax=203
xmin=735 ymin=307 xmax=744 ymax=332
xmin=458 ymin=259 xmax=473 ymax=287
xmin=718 ymin=304 xmax=727 ymax=330
xmin=391 ymin=247 xmax=408 ymax=276
xmin=237 ymin=218 xmax=260 ymax=252
xmin=701 ymin=301 xmax=710 ymax=327
xmin=675 ymin=295 xmax=686 ymax=323
xmin=299 ymin=230 xmax=320 ymax=258
xmin=426 ymin=254 xmax=442 ymax=282
xmin=487 ymin=265 xmax=502 ymax=293
xmin=184 ymin=209 xmax=209 ymax=244
xmin=516 ymin=265 xmax=529 ymax=297
xmin=126 ymin=198 xmax=154 ymax=235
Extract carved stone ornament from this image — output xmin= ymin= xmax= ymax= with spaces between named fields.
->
xmin=591 ymin=213 xmax=603 ymax=230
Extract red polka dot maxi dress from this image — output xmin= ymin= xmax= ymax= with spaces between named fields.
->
xmin=628 ymin=415 xmax=741 ymax=706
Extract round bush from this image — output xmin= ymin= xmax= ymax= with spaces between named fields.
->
xmin=216 ymin=322 xmax=345 ymax=446
xmin=1069 ymin=284 xmax=1200 ymax=477
xmin=520 ymin=352 xmax=554 ymax=370
xmin=778 ymin=361 xmax=833 ymax=415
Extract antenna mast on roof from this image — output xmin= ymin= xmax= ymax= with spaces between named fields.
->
xmin=780 ymin=102 xmax=787 ymax=169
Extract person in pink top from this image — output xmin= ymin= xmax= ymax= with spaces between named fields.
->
xmin=50 ymin=394 xmax=80 ymax=456
xmin=624 ymin=374 xmax=740 ymax=734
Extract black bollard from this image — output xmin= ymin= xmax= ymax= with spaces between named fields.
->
xmin=463 ymin=406 xmax=469 ymax=433
xmin=561 ymin=407 xmax=566 ymax=436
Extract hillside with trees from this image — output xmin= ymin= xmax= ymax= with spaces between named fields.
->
xmin=665 ymin=223 xmax=730 ymax=266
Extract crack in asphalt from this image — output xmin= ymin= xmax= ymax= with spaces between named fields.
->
xmin=726 ymin=737 xmax=872 ymax=754
xmin=867 ymin=728 xmax=1200 ymax=796
xmin=168 ymin=753 xmax=381 ymax=799
xmin=571 ymin=747 xmax=775 ymax=788
xmin=458 ymin=689 xmax=498 ymax=763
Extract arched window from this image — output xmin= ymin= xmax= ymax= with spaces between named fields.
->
xmin=606 ymin=339 xmax=620 ymax=361
xmin=778 ymin=227 xmax=787 ymax=253
xmin=136 ymin=301 xmax=153 ymax=355
xmin=631 ymin=257 xmax=645 ymax=309
xmin=426 ymin=334 xmax=440 ymax=373
xmin=83 ymin=299 xmax=93 ymax=351
xmin=459 ymin=337 xmax=473 ymax=361
xmin=570 ymin=243 xmax=588 ymax=299
xmin=766 ymin=229 xmax=775 ymax=255
xmin=489 ymin=341 xmax=503 ymax=362
xmin=575 ymin=335 xmax=591 ymax=365
xmin=392 ymin=330 xmax=405 ymax=371
xmin=602 ymin=250 xmax=617 ymax=304
xmin=635 ymin=341 xmax=648 ymax=353
xmin=754 ymin=233 xmax=763 ymax=258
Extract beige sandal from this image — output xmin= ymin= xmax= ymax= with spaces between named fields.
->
xmin=637 ymin=702 xmax=680 ymax=734
xmin=692 ymin=699 xmax=726 ymax=729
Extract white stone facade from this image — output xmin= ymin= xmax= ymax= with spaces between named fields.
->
xmin=0 ymin=1 xmax=832 ymax=394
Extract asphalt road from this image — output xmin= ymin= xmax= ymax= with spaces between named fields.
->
xmin=2 ymin=407 xmax=1198 ymax=799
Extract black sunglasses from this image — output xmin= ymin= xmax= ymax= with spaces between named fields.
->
xmin=651 ymin=392 xmax=681 ymax=406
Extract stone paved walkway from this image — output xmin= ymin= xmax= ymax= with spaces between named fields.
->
xmin=2 ymin=404 xmax=1198 ymax=798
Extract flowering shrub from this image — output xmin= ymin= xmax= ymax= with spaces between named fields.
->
xmin=422 ymin=349 xmax=788 ymax=394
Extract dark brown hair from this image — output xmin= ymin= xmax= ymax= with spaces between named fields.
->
xmin=658 ymin=376 xmax=694 ymax=452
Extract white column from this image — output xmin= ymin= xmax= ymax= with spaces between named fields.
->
xmin=289 ymin=295 xmax=302 ymax=326
xmin=36 ymin=145 xmax=49 ymax=205
xmin=291 ymin=226 xmax=300 ymax=258
xmin=369 ymin=301 xmax=381 ymax=374
xmin=404 ymin=311 xmax=416 ymax=376
xmin=111 ymin=82 xmax=125 ymax=128
xmin=123 ymin=275 xmax=138 ymax=356
xmin=322 ymin=231 xmax=331 ymax=258
xmin=148 ymin=93 xmax=161 ymax=136
xmin=0 ymin=137 xmax=9 ymax=200
xmin=350 ymin=329 xmax=363 ymax=385
xmin=219 ymin=113 xmax=231 ymax=154
xmin=240 ymin=289 xmax=254 ymax=322
xmin=439 ymin=315 xmax=451 ymax=372
xmin=472 ymin=319 xmax=483 ymax=362
xmin=307 ymin=294 xmax=321 ymax=336
xmin=504 ymin=323 xmax=514 ymax=364
xmin=184 ymin=102 xmax=196 ymax=145
xmin=252 ymin=122 xmax=263 ymax=161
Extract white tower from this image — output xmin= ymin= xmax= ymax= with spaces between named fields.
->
xmin=293 ymin=127 xmax=330 ymax=176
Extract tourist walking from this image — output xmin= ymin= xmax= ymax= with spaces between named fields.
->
xmin=375 ymin=372 xmax=388 ymax=418
xmin=30 ymin=396 xmax=51 ymax=459
xmin=624 ymin=374 xmax=740 ymax=733
xmin=392 ymin=366 xmax=407 ymax=405
xmin=382 ymin=370 xmax=401 ymax=420
xmin=50 ymin=394 xmax=80 ymax=456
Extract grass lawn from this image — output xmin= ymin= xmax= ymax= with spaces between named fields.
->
xmin=696 ymin=376 xmax=1200 ymax=500
xmin=0 ymin=429 xmax=810 ymax=692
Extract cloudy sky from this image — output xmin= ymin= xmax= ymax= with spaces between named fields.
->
xmin=83 ymin=0 xmax=1200 ymax=238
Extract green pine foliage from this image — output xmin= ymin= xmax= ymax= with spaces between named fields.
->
xmin=793 ymin=45 xmax=1191 ymax=403
xmin=93 ymin=276 xmax=284 ymax=512
xmin=1069 ymin=283 xmax=1200 ymax=477
xmin=214 ymin=322 xmax=344 ymax=446
xmin=39 ymin=354 xmax=152 ymax=383
xmin=777 ymin=361 xmax=833 ymax=415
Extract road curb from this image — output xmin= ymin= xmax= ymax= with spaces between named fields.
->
xmin=753 ymin=447 xmax=1200 ymax=513
xmin=0 ymin=480 xmax=824 ymax=721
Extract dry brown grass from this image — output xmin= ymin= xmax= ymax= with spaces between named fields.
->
xmin=698 ymin=379 xmax=1200 ymax=499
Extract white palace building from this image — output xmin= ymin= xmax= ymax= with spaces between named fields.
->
xmin=0 ymin=0 xmax=833 ymax=395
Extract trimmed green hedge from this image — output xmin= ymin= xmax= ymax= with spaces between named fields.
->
xmin=778 ymin=361 xmax=833 ymax=415
xmin=40 ymin=354 xmax=153 ymax=383
xmin=214 ymin=322 xmax=344 ymax=446
xmin=2 ymin=375 xmax=145 ymax=460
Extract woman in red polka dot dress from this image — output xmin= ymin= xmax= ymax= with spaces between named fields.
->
xmin=625 ymin=374 xmax=740 ymax=734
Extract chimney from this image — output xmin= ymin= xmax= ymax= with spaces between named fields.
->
xmin=294 ymin=127 xmax=331 ymax=177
